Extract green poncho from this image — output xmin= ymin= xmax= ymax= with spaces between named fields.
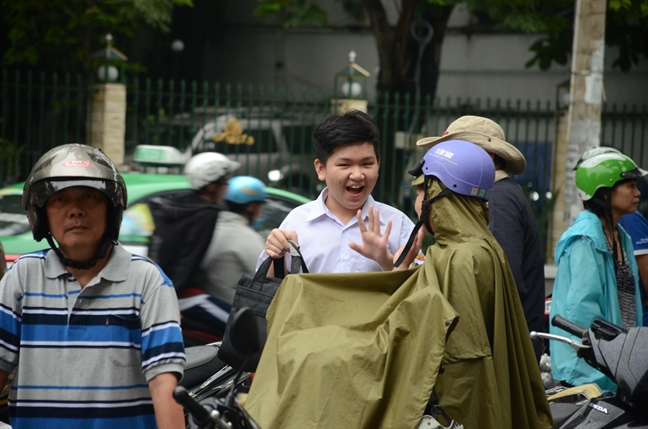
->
xmin=244 ymin=268 xmax=458 ymax=429
xmin=244 ymin=180 xmax=552 ymax=429
xmin=423 ymin=180 xmax=552 ymax=429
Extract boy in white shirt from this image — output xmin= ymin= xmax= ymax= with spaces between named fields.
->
xmin=261 ymin=110 xmax=415 ymax=273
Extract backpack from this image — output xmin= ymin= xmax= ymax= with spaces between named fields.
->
xmin=148 ymin=191 xmax=220 ymax=293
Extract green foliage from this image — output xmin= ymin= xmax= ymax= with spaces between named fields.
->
xmin=255 ymin=0 xmax=328 ymax=28
xmin=1 ymin=0 xmax=194 ymax=71
xmin=254 ymin=0 xmax=647 ymax=77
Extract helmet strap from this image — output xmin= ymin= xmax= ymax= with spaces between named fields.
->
xmin=393 ymin=183 xmax=451 ymax=268
xmin=45 ymin=234 xmax=113 ymax=270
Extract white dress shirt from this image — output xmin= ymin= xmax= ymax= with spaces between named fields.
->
xmin=257 ymin=188 xmax=415 ymax=273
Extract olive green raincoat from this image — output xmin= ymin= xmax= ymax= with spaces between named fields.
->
xmin=244 ymin=180 xmax=552 ymax=429
xmin=423 ymin=180 xmax=551 ymax=429
xmin=244 ymin=268 xmax=459 ymax=429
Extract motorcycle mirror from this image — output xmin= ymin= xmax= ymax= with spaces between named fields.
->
xmin=229 ymin=307 xmax=262 ymax=356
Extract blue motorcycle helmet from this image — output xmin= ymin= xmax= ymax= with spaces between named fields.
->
xmin=225 ymin=176 xmax=267 ymax=205
xmin=394 ymin=140 xmax=495 ymax=267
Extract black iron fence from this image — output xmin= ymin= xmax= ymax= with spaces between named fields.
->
xmin=2 ymin=68 xmax=647 ymax=247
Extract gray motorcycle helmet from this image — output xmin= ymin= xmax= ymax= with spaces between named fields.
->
xmin=23 ymin=144 xmax=127 ymax=242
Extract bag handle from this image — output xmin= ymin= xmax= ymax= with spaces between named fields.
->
xmin=287 ymin=240 xmax=309 ymax=274
xmin=252 ymin=241 xmax=309 ymax=286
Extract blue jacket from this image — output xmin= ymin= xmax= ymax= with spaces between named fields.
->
xmin=550 ymin=210 xmax=644 ymax=393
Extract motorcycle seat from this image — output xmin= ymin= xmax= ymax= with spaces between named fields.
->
xmin=180 ymin=344 xmax=227 ymax=390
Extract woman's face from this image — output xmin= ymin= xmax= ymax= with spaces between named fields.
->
xmin=611 ymin=179 xmax=640 ymax=217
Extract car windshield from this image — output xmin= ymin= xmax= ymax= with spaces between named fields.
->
xmin=0 ymin=193 xmax=30 ymax=236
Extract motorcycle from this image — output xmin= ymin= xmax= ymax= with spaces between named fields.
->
xmin=531 ymin=314 xmax=648 ymax=428
xmin=174 ymin=307 xmax=262 ymax=429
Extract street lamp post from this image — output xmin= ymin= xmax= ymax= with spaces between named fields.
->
xmin=88 ymin=34 xmax=128 ymax=170
xmin=331 ymin=51 xmax=370 ymax=114
xmin=171 ymin=39 xmax=185 ymax=81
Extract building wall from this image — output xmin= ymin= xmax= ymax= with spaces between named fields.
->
xmin=204 ymin=1 xmax=647 ymax=107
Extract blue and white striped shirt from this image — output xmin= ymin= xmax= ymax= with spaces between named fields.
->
xmin=0 ymin=245 xmax=185 ymax=429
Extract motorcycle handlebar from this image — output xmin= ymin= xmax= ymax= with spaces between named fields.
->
xmin=551 ymin=314 xmax=587 ymax=338
xmin=173 ymin=386 xmax=213 ymax=428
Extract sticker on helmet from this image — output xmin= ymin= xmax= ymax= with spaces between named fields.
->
xmin=471 ymin=188 xmax=478 ymax=196
xmin=434 ymin=148 xmax=454 ymax=159
xmin=62 ymin=160 xmax=93 ymax=167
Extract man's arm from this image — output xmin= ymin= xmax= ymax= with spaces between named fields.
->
xmin=149 ymin=372 xmax=185 ymax=429
xmin=0 ymin=370 xmax=9 ymax=392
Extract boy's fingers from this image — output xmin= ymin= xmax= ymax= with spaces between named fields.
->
xmin=372 ymin=208 xmax=381 ymax=233
xmin=383 ymin=220 xmax=392 ymax=241
xmin=356 ymin=210 xmax=367 ymax=232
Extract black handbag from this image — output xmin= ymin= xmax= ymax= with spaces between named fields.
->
xmin=218 ymin=241 xmax=308 ymax=371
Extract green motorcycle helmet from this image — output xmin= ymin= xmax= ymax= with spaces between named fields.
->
xmin=576 ymin=152 xmax=647 ymax=201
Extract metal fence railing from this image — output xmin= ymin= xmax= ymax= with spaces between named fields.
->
xmin=2 ymin=68 xmax=647 ymax=250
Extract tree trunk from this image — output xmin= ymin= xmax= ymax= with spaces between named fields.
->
xmin=362 ymin=0 xmax=454 ymax=100
xmin=361 ymin=1 xmax=454 ymax=205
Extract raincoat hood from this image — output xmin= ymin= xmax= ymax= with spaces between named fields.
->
xmin=554 ymin=210 xmax=608 ymax=260
xmin=425 ymin=179 xmax=491 ymax=246
xmin=160 ymin=192 xmax=218 ymax=223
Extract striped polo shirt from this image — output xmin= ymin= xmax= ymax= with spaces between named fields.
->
xmin=0 ymin=244 xmax=186 ymax=429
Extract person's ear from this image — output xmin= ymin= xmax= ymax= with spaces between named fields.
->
xmin=314 ymin=159 xmax=326 ymax=181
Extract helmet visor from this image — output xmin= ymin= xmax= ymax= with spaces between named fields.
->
xmin=25 ymin=179 xmax=125 ymax=209
xmin=621 ymin=167 xmax=648 ymax=180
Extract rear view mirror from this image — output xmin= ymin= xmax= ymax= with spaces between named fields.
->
xmin=228 ymin=307 xmax=262 ymax=357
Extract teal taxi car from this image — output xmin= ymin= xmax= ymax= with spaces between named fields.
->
xmin=0 ymin=173 xmax=310 ymax=265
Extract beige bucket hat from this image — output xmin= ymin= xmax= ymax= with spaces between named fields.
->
xmin=416 ymin=115 xmax=527 ymax=175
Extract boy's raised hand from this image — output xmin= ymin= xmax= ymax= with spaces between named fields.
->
xmin=349 ymin=205 xmax=394 ymax=271
xmin=265 ymin=228 xmax=299 ymax=259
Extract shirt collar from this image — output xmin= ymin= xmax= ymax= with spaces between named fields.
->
xmin=44 ymin=244 xmax=130 ymax=282
xmin=306 ymin=188 xmax=383 ymax=226
xmin=495 ymin=169 xmax=510 ymax=182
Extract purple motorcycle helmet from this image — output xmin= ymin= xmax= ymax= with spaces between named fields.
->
xmin=395 ymin=140 xmax=495 ymax=267
xmin=410 ymin=139 xmax=495 ymax=201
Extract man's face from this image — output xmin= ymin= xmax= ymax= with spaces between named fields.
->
xmin=45 ymin=186 xmax=108 ymax=257
xmin=314 ymin=142 xmax=379 ymax=220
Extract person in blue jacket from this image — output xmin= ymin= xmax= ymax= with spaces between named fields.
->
xmin=550 ymin=151 xmax=646 ymax=392
xmin=618 ymin=211 xmax=648 ymax=326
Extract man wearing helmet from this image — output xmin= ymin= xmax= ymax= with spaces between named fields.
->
xmin=0 ymin=144 xmax=185 ymax=428
xmin=148 ymin=151 xmax=240 ymax=345
xmin=196 ymin=176 xmax=266 ymax=307
xmin=550 ymin=150 xmax=646 ymax=392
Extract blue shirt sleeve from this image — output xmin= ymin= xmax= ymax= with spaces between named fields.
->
xmin=619 ymin=212 xmax=648 ymax=254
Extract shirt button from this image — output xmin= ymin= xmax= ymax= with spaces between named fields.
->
xmin=342 ymin=256 xmax=348 ymax=261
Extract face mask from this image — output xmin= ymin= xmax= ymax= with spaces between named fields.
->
xmin=251 ymin=212 xmax=266 ymax=230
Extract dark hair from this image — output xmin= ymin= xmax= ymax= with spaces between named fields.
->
xmin=583 ymin=189 xmax=609 ymax=218
xmin=312 ymin=110 xmax=381 ymax=165
xmin=493 ymin=154 xmax=506 ymax=170
xmin=226 ymin=200 xmax=250 ymax=214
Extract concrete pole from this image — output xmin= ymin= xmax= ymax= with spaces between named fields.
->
xmin=562 ymin=0 xmax=607 ymax=228
xmin=88 ymin=83 xmax=127 ymax=171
